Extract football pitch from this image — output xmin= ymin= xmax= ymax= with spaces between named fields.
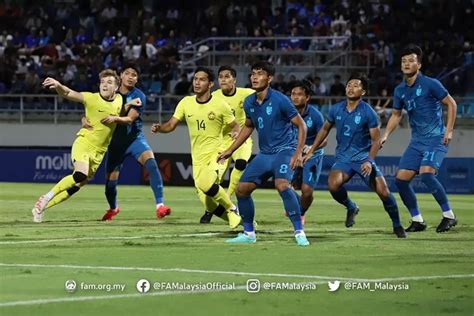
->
xmin=0 ymin=182 xmax=473 ymax=316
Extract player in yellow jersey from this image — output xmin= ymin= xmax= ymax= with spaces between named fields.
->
xmin=200 ymin=65 xmax=255 ymax=224
xmin=151 ymin=67 xmax=242 ymax=228
xmin=32 ymin=69 xmax=123 ymax=222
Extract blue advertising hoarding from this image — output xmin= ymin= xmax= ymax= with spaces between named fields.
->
xmin=0 ymin=148 xmax=473 ymax=194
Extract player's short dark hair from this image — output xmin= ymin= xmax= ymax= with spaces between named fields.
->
xmin=347 ymin=72 xmax=368 ymax=91
xmin=121 ymin=63 xmax=140 ymax=76
xmin=194 ymin=67 xmax=215 ymax=82
xmin=401 ymin=44 xmax=423 ymax=62
xmin=218 ymin=65 xmax=237 ymax=78
xmin=291 ymin=80 xmax=313 ymax=96
xmin=251 ymin=61 xmax=275 ymax=76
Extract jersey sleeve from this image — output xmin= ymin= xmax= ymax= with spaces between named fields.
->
xmin=81 ymin=92 xmax=94 ymax=108
xmin=429 ymin=78 xmax=449 ymax=101
xmin=393 ymin=87 xmax=403 ymax=110
xmin=172 ymin=98 xmax=186 ymax=121
xmin=367 ymin=106 xmax=380 ymax=129
xmin=221 ymin=100 xmax=235 ymax=126
xmin=131 ymin=92 xmax=146 ymax=115
xmin=313 ymin=109 xmax=325 ymax=132
xmin=327 ymin=104 xmax=336 ymax=124
xmin=280 ymin=96 xmax=298 ymax=121
xmin=243 ymin=97 xmax=252 ymax=119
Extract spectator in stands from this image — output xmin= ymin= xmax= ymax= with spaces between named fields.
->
xmin=174 ymin=73 xmax=192 ymax=95
xmin=330 ymin=74 xmax=345 ymax=96
xmin=312 ymin=76 xmax=327 ymax=96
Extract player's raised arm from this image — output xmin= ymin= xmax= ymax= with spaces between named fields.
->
xmin=151 ymin=117 xmax=180 ymax=134
xmin=42 ymin=77 xmax=84 ymax=103
xmin=290 ymin=114 xmax=307 ymax=169
xmin=218 ymin=118 xmax=254 ymax=163
xmin=441 ymin=94 xmax=457 ymax=145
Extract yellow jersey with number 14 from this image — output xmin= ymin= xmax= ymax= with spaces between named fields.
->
xmin=173 ymin=95 xmax=235 ymax=165
xmin=76 ymin=92 xmax=123 ymax=151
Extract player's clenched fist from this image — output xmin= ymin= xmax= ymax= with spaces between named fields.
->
xmin=151 ymin=123 xmax=161 ymax=133
xmin=42 ymin=77 xmax=61 ymax=89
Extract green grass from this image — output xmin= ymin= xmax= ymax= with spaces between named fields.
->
xmin=0 ymin=182 xmax=473 ymax=316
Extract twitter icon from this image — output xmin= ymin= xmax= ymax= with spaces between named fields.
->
xmin=328 ymin=281 xmax=341 ymax=292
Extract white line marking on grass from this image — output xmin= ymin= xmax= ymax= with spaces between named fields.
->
xmin=0 ymin=232 xmax=222 ymax=245
xmin=1 ymin=263 xmax=473 ymax=283
xmin=0 ymin=285 xmax=247 ymax=307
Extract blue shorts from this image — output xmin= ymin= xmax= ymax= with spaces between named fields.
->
xmin=106 ymin=136 xmax=152 ymax=173
xmin=331 ymin=160 xmax=383 ymax=186
xmin=240 ymin=149 xmax=295 ymax=185
xmin=292 ymin=154 xmax=323 ymax=189
xmin=398 ymin=141 xmax=448 ymax=172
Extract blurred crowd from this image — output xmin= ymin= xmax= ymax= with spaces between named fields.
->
xmin=0 ymin=0 xmax=472 ymax=99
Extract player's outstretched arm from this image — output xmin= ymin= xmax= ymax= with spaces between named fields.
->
xmin=42 ymin=77 xmax=83 ymax=103
xmin=441 ymin=94 xmax=457 ymax=145
xmin=151 ymin=117 xmax=180 ymax=134
xmin=304 ymin=121 xmax=332 ymax=163
xmin=218 ymin=118 xmax=254 ymax=163
xmin=380 ymin=109 xmax=402 ymax=148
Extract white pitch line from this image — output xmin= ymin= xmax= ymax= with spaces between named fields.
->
xmin=0 ymin=285 xmax=248 ymax=307
xmin=0 ymin=232 xmax=222 ymax=245
xmin=1 ymin=263 xmax=473 ymax=283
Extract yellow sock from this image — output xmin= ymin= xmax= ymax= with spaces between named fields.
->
xmin=51 ymin=175 xmax=76 ymax=195
xmin=45 ymin=191 xmax=71 ymax=209
xmin=227 ymin=168 xmax=243 ymax=197
xmin=212 ymin=186 xmax=233 ymax=210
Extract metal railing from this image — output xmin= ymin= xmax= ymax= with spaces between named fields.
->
xmin=1 ymin=94 xmax=473 ymax=125
xmin=178 ymin=36 xmax=382 ymax=75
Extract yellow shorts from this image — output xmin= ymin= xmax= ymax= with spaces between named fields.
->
xmin=219 ymin=138 xmax=253 ymax=175
xmin=193 ymin=154 xmax=226 ymax=192
xmin=71 ymin=136 xmax=106 ymax=177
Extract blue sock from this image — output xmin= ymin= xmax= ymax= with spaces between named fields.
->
xmin=382 ymin=193 xmax=402 ymax=228
xmin=420 ymin=173 xmax=451 ymax=213
xmin=105 ymin=179 xmax=118 ymax=209
xmin=237 ymin=195 xmax=255 ymax=232
xmin=395 ymin=178 xmax=420 ymax=217
xmin=145 ymin=159 xmax=164 ymax=204
xmin=290 ymin=190 xmax=306 ymax=214
xmin=330 ymin=187 xmax=357 ymax=213
xmin=280 ymin=189 xmax=303 ymax=231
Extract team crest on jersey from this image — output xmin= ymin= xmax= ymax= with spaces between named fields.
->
xmin=266 ymin=106 xmax=272 ymax=115
xmin=336 ymin=115 xmax=341 ymax=120
xmin=354 ymin=114 xmax=361 ymax=124
xmin=306 ymin=117 xmax=313 ymax=128
xmin=416 ymin=86 xmax=422 ymax=96
xmin=208 ymin=111 xmax=216 ymax=120
xmin=250 ymin=108 xmax=255 ymax=113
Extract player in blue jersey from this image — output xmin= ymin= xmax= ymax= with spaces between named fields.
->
xmin=288 ymin=80 xmax=326 ymax=225
xmin=305 ymin=73 xmax=406 ymax=238
xmin=84 ymin=64 xmax=171 ymax=220
xmin=218 ymin=61 xmax=310 ymax=246
xmin=380 ymin=45 xmax=458 ymax=233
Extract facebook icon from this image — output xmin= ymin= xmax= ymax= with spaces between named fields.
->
xmin=136 ymin=279 xmax=151 ymax=293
